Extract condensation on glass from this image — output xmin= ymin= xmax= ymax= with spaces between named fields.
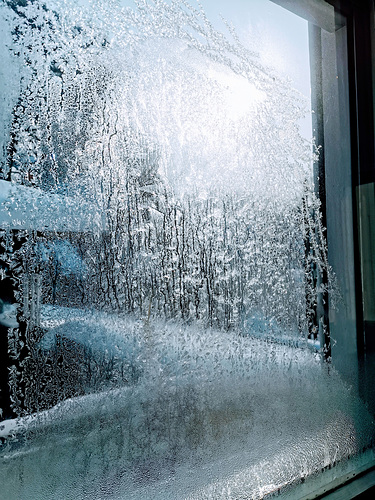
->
xmin=0 ymin=1 xmax=374 ymax=499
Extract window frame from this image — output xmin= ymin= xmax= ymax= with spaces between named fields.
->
xmin=271 ymin=0 xmax=375 ymax=497
xmin=273 ymin=0 xmax=375 ymax=388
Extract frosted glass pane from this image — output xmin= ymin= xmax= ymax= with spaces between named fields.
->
xmin=0 ymin=1 xmax=374 ymax=498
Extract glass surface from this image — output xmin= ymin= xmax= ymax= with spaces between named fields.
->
xmin=0 ymin=1 xmax=374 ymax=498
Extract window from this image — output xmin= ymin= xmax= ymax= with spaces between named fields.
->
xmin=1 ymin=0 xmax=374 ymax=498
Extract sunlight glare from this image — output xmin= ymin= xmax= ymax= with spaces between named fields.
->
xmin=208 ymin=67 xmax=266 ymax=120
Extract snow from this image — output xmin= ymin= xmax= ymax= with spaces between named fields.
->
xmin=37 ymin=305 xmax=319 ymax=384
xmin=1 ymin=306 xmax=374 ymax=499
xmin=0 ymin=302 xmax=18 ymax=328
xmin=0 ymin=180 xmax=102 ymax=232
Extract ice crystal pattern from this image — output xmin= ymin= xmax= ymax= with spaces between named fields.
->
xmin=0 ymin=2 xmax=360 ymax=500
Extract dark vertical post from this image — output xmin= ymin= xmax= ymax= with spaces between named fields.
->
xmin=308 ymin=23 xmax=331 ymax=358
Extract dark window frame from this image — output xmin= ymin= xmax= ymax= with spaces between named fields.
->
xmin=273 ymin=0 xmax=375 ymax=393
xmin=272 ymin=0 xmax=375 ymax=496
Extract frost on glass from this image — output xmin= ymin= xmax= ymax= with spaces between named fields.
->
xmin=0 ymin=1 xmax=373 ymax=498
